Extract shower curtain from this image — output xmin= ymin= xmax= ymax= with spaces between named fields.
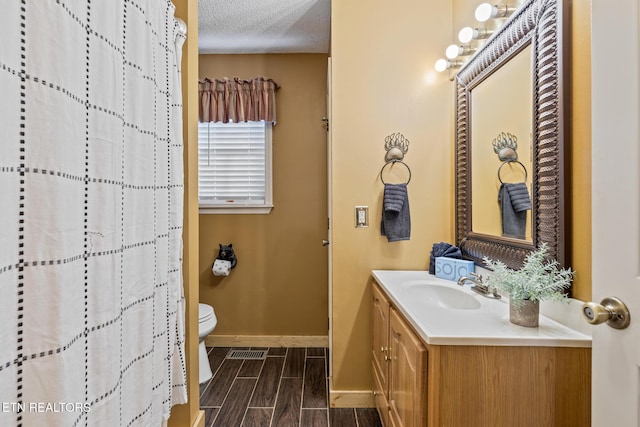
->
xmin=0 ymin=1 xmax=187 ymax=426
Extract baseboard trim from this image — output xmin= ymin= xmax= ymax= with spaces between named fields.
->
xmin=329 ymin=390 xmax=375 ymax=408
xmin=204 ymin=335 xmax=329 ymax=348
xmin=193 ymin=410 xmax=205 ymax=427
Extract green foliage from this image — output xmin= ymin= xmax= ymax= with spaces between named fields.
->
xmin=483 ymin=243 xmax=574 ymax=304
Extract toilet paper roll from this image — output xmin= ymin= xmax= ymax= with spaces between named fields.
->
xmin=212 ymin=259 xmax=232 ymax=276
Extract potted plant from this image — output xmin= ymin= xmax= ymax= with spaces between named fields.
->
xmin=483 ymin=243 xmax=575 ymax=327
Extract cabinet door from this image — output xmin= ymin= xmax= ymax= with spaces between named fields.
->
xmin=372 ymin=283 xmax=390 ymax=394
xmin=373 ymin=360 xmax=390 ymax=427
xmin=389 ymin=308 xmax=427 ymax=427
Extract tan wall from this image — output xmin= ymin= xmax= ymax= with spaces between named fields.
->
xmin=198 ymin=54 xmax=330 ymax=336
xmin=330 ymin=0 xmax=455 ymax=392
xmin=567 ymin=0 xmax=592 ymax=302
xmin=170 ymin=0 xmax=201 ymax=426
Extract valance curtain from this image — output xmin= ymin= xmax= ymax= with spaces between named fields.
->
xmin=198 ymin=77 xmax=280 ymax=124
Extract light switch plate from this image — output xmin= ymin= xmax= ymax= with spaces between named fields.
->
xmin=355 ymin=206 xmax=369 ymax=228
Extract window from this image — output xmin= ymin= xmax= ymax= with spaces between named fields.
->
xmin=198 ymin=120 xmax=273 ymax=214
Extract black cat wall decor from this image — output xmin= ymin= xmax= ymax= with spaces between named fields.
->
xmin=216 ymin=243 xmax=237 ymax=269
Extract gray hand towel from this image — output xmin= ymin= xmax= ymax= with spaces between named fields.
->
xmin=505 ymin=182 xmax=532 ymax=212
xmin=381 ymin=183 xmax=411 ymax=242
xmin=498 ymin=183 xmax=530 ymax=239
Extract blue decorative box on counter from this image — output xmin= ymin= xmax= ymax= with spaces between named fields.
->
xmin=435 ymin=257 xmax=475 ymax=282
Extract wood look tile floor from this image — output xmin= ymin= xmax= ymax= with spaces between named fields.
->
xmin=200 ymin=347 xmax=382 ymax=427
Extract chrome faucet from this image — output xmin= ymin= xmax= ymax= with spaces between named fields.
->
xmin=457 ymin=272 xmax=502 ymax=299
xmin=457 ymin=272 xmax=483 ymax=287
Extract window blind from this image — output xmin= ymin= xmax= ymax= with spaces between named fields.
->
xmin=198 ymin=120 xmax=268 ymax=206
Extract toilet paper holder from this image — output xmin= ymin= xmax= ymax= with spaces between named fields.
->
xmin=212 ymin=243 xmax=237 ymax=277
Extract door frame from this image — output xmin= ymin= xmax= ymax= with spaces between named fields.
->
xmin=327 ymin=57 xmax=333 ymax=378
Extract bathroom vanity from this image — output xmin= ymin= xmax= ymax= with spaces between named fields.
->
xmin=371 ymin=270 xmax=591 ymax=427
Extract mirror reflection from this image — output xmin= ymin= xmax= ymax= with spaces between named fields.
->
xmin=471 ymin=44 xmax=533 ymax=241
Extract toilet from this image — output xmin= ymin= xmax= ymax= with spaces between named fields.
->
xmin=198 ymin=303 xmax=218 ymax=384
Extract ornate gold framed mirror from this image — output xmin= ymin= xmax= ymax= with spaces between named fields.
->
xmin=455 ymin=0 xmax=567 ymax=269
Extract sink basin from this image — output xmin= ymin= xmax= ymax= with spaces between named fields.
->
xmin=405 ymin=284 xmax=481 ymax=310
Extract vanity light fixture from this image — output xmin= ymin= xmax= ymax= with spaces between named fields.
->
xmin=435 ymin=58 xmax=463 ymax=72
xmin=458 ymin=27 xmax=493 ymax=44
xmin=445 ymin=44 xmax=476 ymax=59
xmin=474 ymin=3 xmax=514 ymax=22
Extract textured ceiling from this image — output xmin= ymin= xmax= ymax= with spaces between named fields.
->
xmin=198 ymin=0 xmax=331 ymax=54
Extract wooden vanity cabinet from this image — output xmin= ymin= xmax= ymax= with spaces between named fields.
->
xmin=371 ymin=283 xmax=391 ymax=426
xmin=371 ymin=281 xmax=591 ymax=427
xmin=372 ymin=283 xmax=390 ymax=396
xmin=372 ymin=283 xmax=427 ymax=427
xmin=389 ymin=307 xmax=427 ymax=427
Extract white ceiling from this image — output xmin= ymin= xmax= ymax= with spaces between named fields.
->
xmin=198 ymin=0 xmax=331 ymax=54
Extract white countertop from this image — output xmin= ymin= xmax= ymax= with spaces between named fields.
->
xmin=372 ymin=270 xmax=592 ymax=348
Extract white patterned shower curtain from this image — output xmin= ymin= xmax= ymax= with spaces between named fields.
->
xmin=0 ymin=1 xmax=188 ymax=426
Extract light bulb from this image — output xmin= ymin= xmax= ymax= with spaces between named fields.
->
xmin=458 ymin=27 xmax=475 ymax=44
xmin=475 ymin=3 xmax=513 ymax=22
xmin=434 ymin=59 xmax=462 ymax=72
xmin=445 ymin=45 xmax=475 ymax=60
xmin=475 ymin=3 xmax=495 ymax=22
xmin=446 ymin=44 xmax=462 ymax=59
xmin=458 ymin=27 xmax=492 ymax=43
xmin=435 ymin=58 xmax=449 ymax=72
